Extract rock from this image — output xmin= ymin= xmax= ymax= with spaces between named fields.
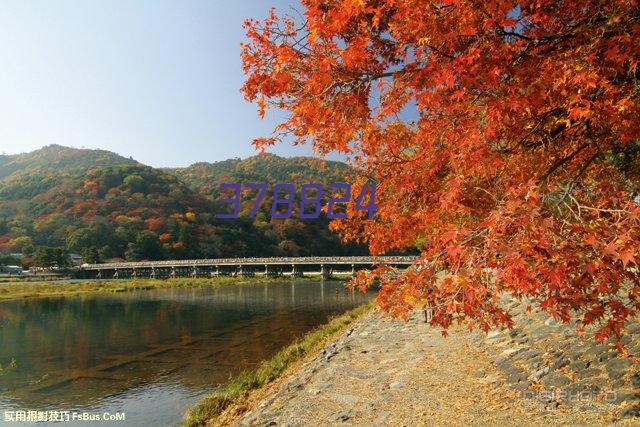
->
xmin=519 ymin=349 xmax=543 ymax=361
xmin=530 ymin=366 xmax=550 ymax=381
xmin=605 ymin=358 xmax=632 ymax=381
xmin=585 ymin=344 xmax=609 ymax=357
xmin=347 ymin=369 xmax=371 ymax=380
xmin=487 ymin=330 xmax=502 ymax=341
xmin=541 ymin=372 xmax=570 ymax=388
xmin=526 ymin=357 xmax=543 ymax=370
xmin=505 ymin=368 xmax=527 ymax=384
xmin=565 ymin=379 xmax=600 ymax=395
xmin=528 ymin=326 xmax=550 ymax=339
xmin=574 ymin=367 xmax=602 ymax=379
xmin=567 ymin=350 xmax=584 ymax=362
xmin=597 ymin=351 xmax=619 ymax=363
xmin=620 ymin=405 xmax=640 ymax=418
xmin=508 ymin=328 xmax=522 ymax=338
xmin=390 ymin=380 xmax=405 ymax=389
xmin=508 ymin=380 xmax=532 ymax=391
xmin=607 ymin=369 xmax=627 ymax=381
xmin=526 ymin=356 xmax=544 ymax=371
xmin=569 ymin=360 xmax=590 ymax=371
xmin=611 ymin=391 xmax=640 ymax=405
xmin=500 ymin=347 xmax=525 ymax=357
xmin=550 ymin=358 xmax=569 ymax=371
xmin=631 ymin=372 xmax=640 ymax=387
xmin=549 ymin=349 xmax=563 ymax=358
xmin=496 ymin=359 xmax=516 ymax=371
xmin=287 ymin=382 xmax=304 ymax=392
xmin=333 ymin=411 xmax=355 ymax=422
xmin=544 ymin=317 xmax=557 ymax=326
xmin=474 ymin=368 xmax=486 ymax=378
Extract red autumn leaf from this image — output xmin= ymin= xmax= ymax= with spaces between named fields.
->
xmin=243 ymin=0 xmax=640 ymax=343
xmin=619 ymin=251 xmax=636 ymax=268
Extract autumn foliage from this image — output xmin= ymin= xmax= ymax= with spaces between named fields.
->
xmin=242 ymin=1 xmax=640 ymax=341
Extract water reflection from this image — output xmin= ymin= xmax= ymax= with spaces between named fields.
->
xmin=0 ymin=280 xmax=371 ymax=426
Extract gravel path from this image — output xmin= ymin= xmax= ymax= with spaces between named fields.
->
xmin=234 ymin=310 xmax=632 ymax=426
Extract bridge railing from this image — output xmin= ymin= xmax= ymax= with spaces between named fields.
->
xmin=81 ymin=255 xmax=418 ymax=270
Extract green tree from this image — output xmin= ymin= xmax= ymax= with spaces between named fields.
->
xmin=123 ymin=174 xmax=146 ymax=193
xmin=125 ymin=231 xmax=162 ymax=261
xmin=33 ymin=247 xmax=70 ymax=268
xmin=0 ymin=254 xmax=20 ymax=266
xmin=66 ymin=228 xmax=97 ymax=253
xmin=82 ymin=247 xmax=101 ymax=264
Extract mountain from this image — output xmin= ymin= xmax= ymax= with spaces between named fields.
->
xmin=0 ymin=144 xmax=138 ymax=199
xmin=0 ymin=145 xmax=366 ymax=265
xmin=168 ymin=153 xmax=353 ymax=194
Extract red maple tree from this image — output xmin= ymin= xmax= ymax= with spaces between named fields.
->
xmin=241 ymin=0 xmax=640 ymax=341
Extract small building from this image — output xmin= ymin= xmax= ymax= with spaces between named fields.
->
xmin=69 ymin=253 xmax=83 ymax=265
xmin=0 ymin=265 xmax=23 ymax=275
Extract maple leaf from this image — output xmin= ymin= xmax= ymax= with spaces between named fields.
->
xmin=619 ymin=251 xmax=635 ymax=268
xmin=243 ymin=0 xmax=640 ymax=344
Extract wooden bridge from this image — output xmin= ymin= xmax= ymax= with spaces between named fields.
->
xmin=79 ymin=256 xmax=417 ymax=279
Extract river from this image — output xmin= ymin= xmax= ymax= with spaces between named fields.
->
xmin=0 ymin=280 xmax=372 ymax=426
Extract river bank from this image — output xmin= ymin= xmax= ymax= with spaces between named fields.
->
xmin=0 ymin=276 xmax=310 ymax=301
xmin=205 ymin=308 xmax=638 ymax=426
xmin=183 ymin=301 xmax=374 ymax=426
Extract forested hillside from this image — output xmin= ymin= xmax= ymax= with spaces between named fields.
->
xmin=0 ymin=145 xmax=365 ymax=267
xmin=169 ymin=154 xmax=352 ymax=194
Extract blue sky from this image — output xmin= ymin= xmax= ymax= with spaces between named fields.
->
xmin=0 ymin=0 xmax=340 ymax=167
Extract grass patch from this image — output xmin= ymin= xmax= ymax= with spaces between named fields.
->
xmin=0 ymin=276 xmax=293 ymax=302
xmin=183 ymin=300 xmax=374 ymax=427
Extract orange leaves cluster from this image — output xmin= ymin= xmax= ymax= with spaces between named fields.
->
xmin=243 ymin=0 xmax=640 ymax=342
xmin=145 ymin=217 xmax=166 ymax=232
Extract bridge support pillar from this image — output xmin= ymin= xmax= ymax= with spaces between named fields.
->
xmin=291 ymin=264 xmax=303 ymax=278
xmin=191 ymin=266 xmax=198 ymax=278
xmin=113 ymin=269 xmax=119 ymax=279
xmin=321 ymin=264 xmax=332 ymax=279
xmin=351 ymin=264 xmax=355 ymax=276
xmin=170 ymin=267 xmax=176 ymax=279
xmin=150 ymin=268 xmax=156 ymax=279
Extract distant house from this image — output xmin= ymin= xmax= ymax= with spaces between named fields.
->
xmin=69 ymin=253 xmax=83 ymax=265
xmin=0 ymin=265 xmax=23 ymax=275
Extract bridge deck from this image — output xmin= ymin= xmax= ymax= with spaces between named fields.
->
xmin=81 ymin=256 xmax=417 ymax=270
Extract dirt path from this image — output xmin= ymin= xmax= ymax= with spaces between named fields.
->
xmin=233 ymin=310 xmax=628 ymax=426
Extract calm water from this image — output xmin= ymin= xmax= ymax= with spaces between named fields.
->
xmin=0 ymin=280 xmax=372 ymax=426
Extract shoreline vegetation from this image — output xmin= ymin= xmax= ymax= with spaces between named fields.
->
xmin=0 ymin=275 xmax=346 ymax=302
xmin=183 ymin=301 xmax=374 ymax=427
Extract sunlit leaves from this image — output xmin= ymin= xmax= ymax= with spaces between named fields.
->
xmin=243 ymin=0 xmax=640 ymax=342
